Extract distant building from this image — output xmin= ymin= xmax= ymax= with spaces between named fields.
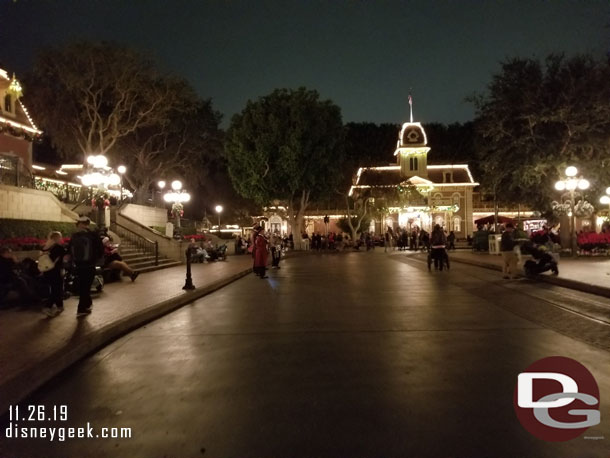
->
xmin=349 ymin=119 xmax=479 ymax=237
xmin=0 ymin=67 xmax=42 ymax=184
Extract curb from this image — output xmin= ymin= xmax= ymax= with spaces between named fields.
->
xmin=0 ymin=267 xmax=253 ymax=415
xmin=450 ymin=256 xmax=610 ymax=300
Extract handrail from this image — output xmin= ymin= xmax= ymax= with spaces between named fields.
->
xmin=112 ymin=221 xmax=155 ymax=244
xmin=117 ymin=212 xmax=172 ymax=240
xmin=71 ymin=197 xmax=90 ymax=212
xmin=110 ymin=221 xmax=159 ymax=266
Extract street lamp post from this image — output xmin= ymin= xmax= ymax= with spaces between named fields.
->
xmin=117 ymin=165 xmax=126 ymax=204
xmin=163 ymin=180 xmax=190 ymax=231
xmin=600 ymin=187 xmax=610 ymax=221
xmin=215 ymin=205 xmax=223 ymax=235
xmin=555 ymin=166 xmax=589 ymax=256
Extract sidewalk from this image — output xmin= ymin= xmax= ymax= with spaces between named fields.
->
xmin=0 ymin=255 xmax=254 ymax=415
xmin=448 ymin=250 xmax=610 ymax=298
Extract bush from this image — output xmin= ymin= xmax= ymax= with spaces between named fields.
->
xmin=0 ymin=219 xmax=96 ymax=250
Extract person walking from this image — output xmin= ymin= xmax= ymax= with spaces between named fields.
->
xmin=41 ymin=231 xmax=66 ymax=317
xmin=500 ymin=223 xmax=518 ymax=279
xmin=252 ymin=225 xmax=269 ymax=278
xmin=68 ymin=216 xmax=104 ymax=316
xmin=270 ymin=231 xmax=282 ymax=269
xmin=430 ymin=224 xmax=447 ymax=271
xmin=447 ymin=231 xmax=456 ymax=250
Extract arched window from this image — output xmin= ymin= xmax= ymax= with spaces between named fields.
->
xmin=4 ymin=94 xmax=12 ymax=113
xmin=453 ymin=216 xmax=461 ymax=232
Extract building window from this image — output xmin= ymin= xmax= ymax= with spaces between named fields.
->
xmin=4 ymin=94 xmax=12 ymax=113
xmin=453 ymin=216 xmax=461 ymax=232
xmin=452 ymin=193 xmax=461 ymax=207
xmin=409 ymin=157 xmax=418 ymax=171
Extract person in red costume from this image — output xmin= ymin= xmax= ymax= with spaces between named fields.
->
xmin=251 ymin=225 xmax=269 ymax=279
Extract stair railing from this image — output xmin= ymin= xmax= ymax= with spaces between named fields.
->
xmin=110 ymin=222 xmax=159 ymax=266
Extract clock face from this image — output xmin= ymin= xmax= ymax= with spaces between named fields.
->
xmin=406 ymin=130 xmax=420 ymax=142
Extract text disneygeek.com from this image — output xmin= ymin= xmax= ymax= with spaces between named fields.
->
xmin=4 ymin=405 xmax=132 ymax=442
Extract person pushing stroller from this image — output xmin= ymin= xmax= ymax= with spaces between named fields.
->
xmin=428 ymin=224 xmax=449 ymax=271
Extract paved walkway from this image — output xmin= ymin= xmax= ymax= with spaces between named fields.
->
xmin=444 ymin=250 xmax=610 ymax=297
xmin=2 ymin=252 xmax=607 ymax=457
xmin=0 ymin=255 xmax=254 ymax=414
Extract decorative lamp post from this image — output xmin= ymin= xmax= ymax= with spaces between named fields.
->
xmin=555 ymin=166 xmax=589 ymax=255
xmin=215 ymin=205 xmax=223 ymax=235
xmin=600 ymin=187 xmax=610 ymax=218
xmin=163 ymin=180 xmax=190 ymax=230
xmin=117 ymin=165 xmax=126 ymax=203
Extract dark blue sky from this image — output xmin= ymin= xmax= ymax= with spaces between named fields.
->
xmin=1 ymin=0 xmax=609 ymax=126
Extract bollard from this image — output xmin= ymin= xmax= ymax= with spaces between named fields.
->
xmin=182 ymin=247 xmax=196 ymax=290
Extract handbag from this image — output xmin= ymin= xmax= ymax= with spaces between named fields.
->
xmin=38 ymin=253 xmax=57 ymax=273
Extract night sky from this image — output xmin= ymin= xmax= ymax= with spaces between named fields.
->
xmin=1 ymin=0 xmax=609 ymax=126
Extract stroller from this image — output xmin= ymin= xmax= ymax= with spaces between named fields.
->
xmin=521 ymin=242 xmax=559 ymax=277
xmin=209 ymin=243 xmax=228 ymax=261
xmin=64 ymin=262 xmax=104 ymax=297
xmin=427 ymin=246 xmax=450 ymax=271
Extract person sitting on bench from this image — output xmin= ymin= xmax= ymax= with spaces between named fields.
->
xmin=102 ymin=237 xmax=139 ymax=281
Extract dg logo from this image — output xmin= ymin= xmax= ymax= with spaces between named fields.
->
xmin=514 ymin=356 xmax=601 ymax=441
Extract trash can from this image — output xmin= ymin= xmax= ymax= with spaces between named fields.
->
xmin=488 ymin=234 xmax=501 ymax=255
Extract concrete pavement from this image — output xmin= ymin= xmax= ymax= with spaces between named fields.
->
xmin=0 ymin=255 xmax=254 ymax=415
xmin=2 ymin=251 xmax=608 ymax=457
xmin=446 ymin=250 xmax=610 ymax=298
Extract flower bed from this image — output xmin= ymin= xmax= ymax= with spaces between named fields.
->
xmin=0 ymin=236 xmax=71 ymax=251
xmin=577 ymin=232 xmax=610 ymax=255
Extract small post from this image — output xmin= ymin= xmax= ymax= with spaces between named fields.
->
xmin=182 ymin=247 xmax=195 ymax=290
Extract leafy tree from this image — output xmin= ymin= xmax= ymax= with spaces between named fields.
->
xmin=225 ymin=88 xmax=345 ymax=248
xmin=472 ymin=54 xmax=610 ymax=213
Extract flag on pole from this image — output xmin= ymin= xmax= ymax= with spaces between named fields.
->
xmin=408 ymin=93 xmax=413 ymax=123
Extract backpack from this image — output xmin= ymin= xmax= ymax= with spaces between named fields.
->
xmin=38 ymin=253 xmax=57 ymax=272
xmin=70 ymin=231 xmax=101 ymax=265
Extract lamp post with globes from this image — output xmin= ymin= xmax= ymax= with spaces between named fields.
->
xmin=163 ymin=180 xmax=190 ymax=230
xmin=554 ymin=166 xmax=590 ymax=256
xmin=215 ymin=205 xmax=223 ymax=235
xmin=600 ymin=187 xmax=610 ymax=220
xmin=117 ymin=165 xmax=126 ymax=204
xmin=156 ymin=180 xmax=166 ymax=207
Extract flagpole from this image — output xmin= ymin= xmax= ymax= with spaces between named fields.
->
xmin=409 ymin=93 xmax=413 ymax=123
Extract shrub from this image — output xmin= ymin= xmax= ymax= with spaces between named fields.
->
xmin=0 ymin=219 xmax=96 ymax=250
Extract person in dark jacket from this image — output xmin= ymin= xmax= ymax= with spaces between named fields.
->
xmin=430 ymin=224 xmax=447 ymax=271
xmin=67 ymin=216 xmax=104 ymax=316
xmin=41 ymin=231 xmax=66 ymax=317
xmin=500 ymin=223 xmax=518 ymax=279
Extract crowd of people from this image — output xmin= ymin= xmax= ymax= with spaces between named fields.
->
xmin=0 ymin=216 xmax=140 ymax=317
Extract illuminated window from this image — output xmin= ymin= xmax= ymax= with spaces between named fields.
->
xmin=453 ymin=216 xmax=461 ymax=232
xmin=4 ymin=94 xmax=11 ymax=113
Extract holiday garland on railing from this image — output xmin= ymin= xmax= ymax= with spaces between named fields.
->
xmin=551 ymin=199 xmax=595 ymax=218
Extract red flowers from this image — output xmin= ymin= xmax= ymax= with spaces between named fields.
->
xmin=0 ymin=237 xmax=71 ymax=250
xmin=577 ymin=232 xmax=610 ymax=250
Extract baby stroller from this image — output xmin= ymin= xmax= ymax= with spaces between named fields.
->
xmin=521 ymin=242 xmax=559 ymax=277
xmin=64 ymin=262 xmax=104 ymax=297
xmin=209 ymin=243 xmax=228 ymax=261
xmin=427 ymin=246 xmax=450 ymax=271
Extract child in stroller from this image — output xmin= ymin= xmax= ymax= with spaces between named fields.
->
xmin=521 ymin=242 xmax=559 ymax=277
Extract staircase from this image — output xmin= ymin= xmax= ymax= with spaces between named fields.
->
xmin=118 ymin=239 xmax=179 ymax=273
xmin=110 ymin=222 xmax=180 ymax=274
